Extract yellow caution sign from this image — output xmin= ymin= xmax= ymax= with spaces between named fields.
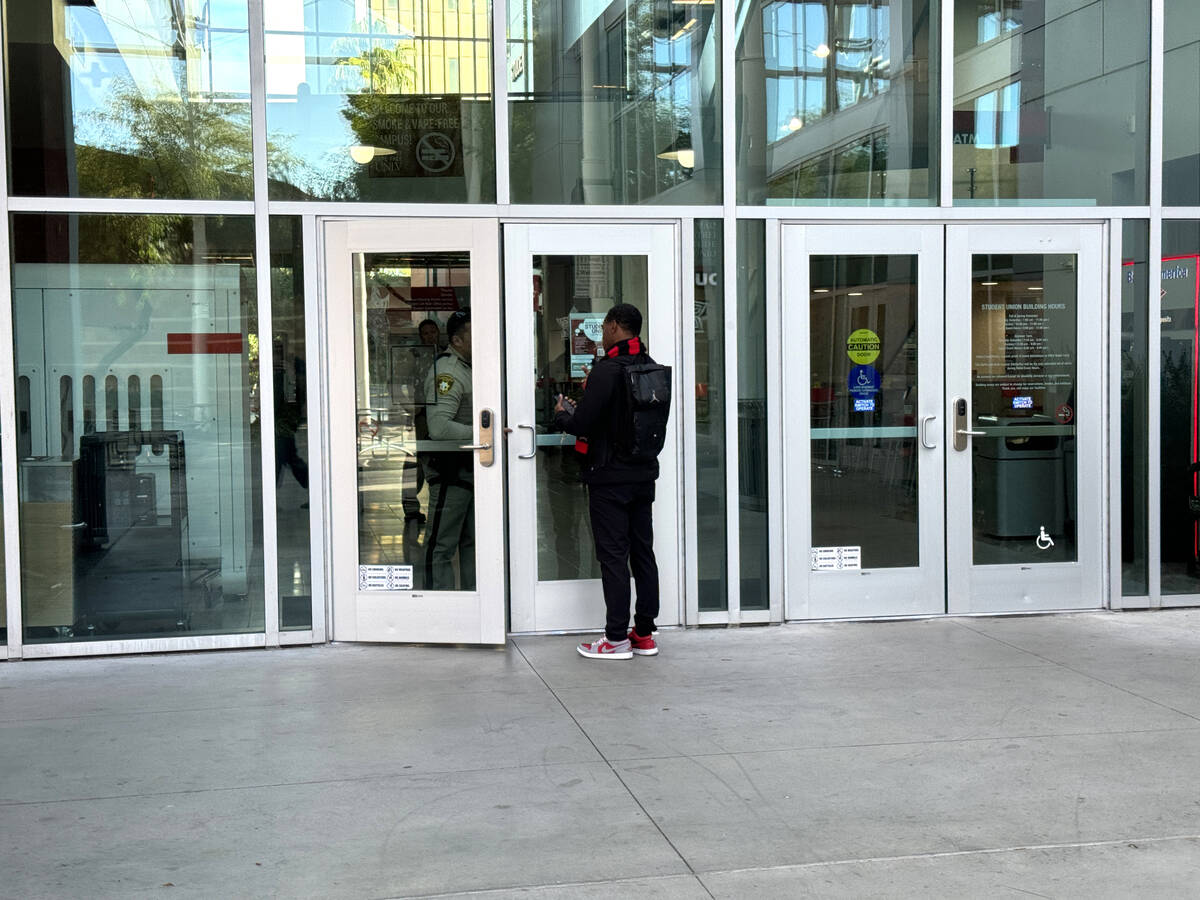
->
xmin=846 ymin=328 xmax=881 ymax=365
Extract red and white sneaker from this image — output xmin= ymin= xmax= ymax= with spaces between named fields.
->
xmin=628 ymin=630 xmax=659 ymax=656
xmin=577 ymin=636 xmax=633 ymax=660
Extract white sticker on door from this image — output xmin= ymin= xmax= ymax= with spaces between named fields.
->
xmin=358 ymin=565 xmax=414 ymax=591
xmin=811 ymin=546 xmax=862 ymax=571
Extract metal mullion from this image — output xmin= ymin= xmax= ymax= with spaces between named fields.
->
xmin=249 ymin=0 xmax=279 ymax=644
xmin=492 ymin=0 xmax=510 ymax=205
xmin=1148 ymin=219 xmax=1163 ymax=607
xmin=1107 ymin=218 xmax=1124 ymax=609
xmin=1163 ymin=208 xmax=1200 ymax=218
xmin=268 ymin=202 xmax=728 ymax=218
xmin=938 ymin=0 xmax=952 ymax=207
xmin=1147 ymin=0 xmax=1164 ymax=607
xmin=1107 ymin=218 xmax=1123 ymax=608
xmin=1149 ymin=0 xmax=1164 ymax=213
xmin=721 ymin=0 xmax=735 ymax=209
xmin=764 ymin=218 xmax=783 ymax=622
xmin=719 ymin=0 xmax=738 ymax=621
xmin=0 ymin=9 xmax=20 ymax=658
xmin=5 ymin=197 xmax=255 ymax=215
xmin=731 ymin=206 xmax=1153 ymax=220
xmin=723 ymin=214 xmax=740 ymax=621
xmin=681 ymin=218 xmax=699 ymax=625
xmin=303 ymin=215 xmax=328 ymax=643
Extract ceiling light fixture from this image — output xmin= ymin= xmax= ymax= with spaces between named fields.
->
xmin=657 ymin=132 xmax=695 ymax=169
xmin=788 ymin=115 xmax=803 ymax=132
xmin=813 ymin=43 xmax=831 ymax=58
xmin=349 ymin=145 xmax=397 ymax=165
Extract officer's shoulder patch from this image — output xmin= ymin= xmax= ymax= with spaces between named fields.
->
xmin=436 ymin=373 xmax=455 ymax=395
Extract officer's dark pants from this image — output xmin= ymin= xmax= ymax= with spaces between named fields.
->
xmin=587 ymin=482 xmax=658 ymax=642
xmin=425 ymin=462 xmax=475 ymax=591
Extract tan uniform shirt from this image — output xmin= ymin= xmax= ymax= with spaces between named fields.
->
xmin=425 ymin=347 xmax=473 ymax=442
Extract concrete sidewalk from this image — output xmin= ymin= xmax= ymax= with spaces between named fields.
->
xmin=2 ymin=611 xmax=1200 ymax=898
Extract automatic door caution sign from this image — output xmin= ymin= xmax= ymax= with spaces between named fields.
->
xmin=846 ymin=329 xmax=881 ymax=365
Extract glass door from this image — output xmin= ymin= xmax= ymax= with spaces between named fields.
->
xmin=945 ymin=224 xmax=1104 ymax=613
xmin=324 ymin=219 xmax=505 ymax=643
xmin=504 ymin=224 xmax=681 ymax=633
xmin=781 ymin=224 xmax=946 ymax=618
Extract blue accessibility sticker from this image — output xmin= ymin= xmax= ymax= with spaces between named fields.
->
xmin=847 ymin=365 xmax=881 ymax=399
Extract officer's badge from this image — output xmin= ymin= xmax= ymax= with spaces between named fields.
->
xmin=436 ymin=374 xmax=455 ymax=395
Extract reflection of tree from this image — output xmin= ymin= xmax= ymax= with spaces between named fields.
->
xmin=335 ymin=42 xmax=417 ymax=95
xmin=77 ymin=76 xmax=258 ymax=199
xmin=337 ymin=42 xmax=417 ymax=149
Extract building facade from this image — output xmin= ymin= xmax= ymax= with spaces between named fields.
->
xmin=0 ymin=0 xmax=1191 ymax=657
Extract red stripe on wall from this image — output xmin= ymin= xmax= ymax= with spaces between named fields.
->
xmin=167 ymin=333 xmax=243 ymax=355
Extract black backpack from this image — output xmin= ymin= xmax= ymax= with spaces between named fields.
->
xmin=620 ymin=359 xmax=672 ymax=462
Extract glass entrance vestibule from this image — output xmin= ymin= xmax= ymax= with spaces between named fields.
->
xmin=315 ymin=216 xmax=1114 ymax=645
xmin=0 ymin=213 xmax=1178 ymax=655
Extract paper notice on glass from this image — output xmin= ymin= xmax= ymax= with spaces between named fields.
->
xmin=810 ymin=546 xmax=862 ymax=571
xmin=358 ymin=565 xmax=415 ymax=591
xmin=570 ymin=314 xmax=605 ymax=377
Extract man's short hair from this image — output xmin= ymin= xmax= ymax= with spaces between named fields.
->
xmin=418 ymin=318 xmax=439 ymax=333
xmin=447 ymin=309 xmax=470 ymax=341
xmin=604 ymin=303 xmax=642 ymax=336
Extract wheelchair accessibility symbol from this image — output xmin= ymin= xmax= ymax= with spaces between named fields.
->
xmin=1036 ymin=526 xmax=1055 ymax=550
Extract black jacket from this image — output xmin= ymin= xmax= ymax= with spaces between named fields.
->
xmin=554 ymin=337 xmax=659 ymax=485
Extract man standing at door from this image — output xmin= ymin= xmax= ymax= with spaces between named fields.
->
xmin=424 ymin=309 xmax=475 ymax=591
xmin=554 ymin=303 xmax=662 ymax=660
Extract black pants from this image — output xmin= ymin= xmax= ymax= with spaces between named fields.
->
xmin=588 ymin=482 xmax=659 ymax=641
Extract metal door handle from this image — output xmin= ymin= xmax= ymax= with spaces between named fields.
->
xmin=459 ymin=442 xmax=493 ymax=451
xmin=955 ymin=428 xmax=986 ymax=437
xmin=920 ymin=415 xmax=937 ymax=449
xmin=517 ymin=424 xmax=536 ymax=459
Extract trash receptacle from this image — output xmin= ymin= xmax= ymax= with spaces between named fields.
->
xmin=974 ymin=421 xmax=1065 ymax=538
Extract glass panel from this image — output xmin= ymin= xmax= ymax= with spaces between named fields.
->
xmin=1165 ymin=1 xmax=1200 ymax=205
xmin=265 ymin=1 xmax=495 ymax=202
xmin=736 ymin=0 xmax=937 ymax=206
xmin=737 ymin=221 xmax=768 ymax=609
xmin=12 ymin=214 xmax=264 ymax=643
xmin=695 ymin=221 xmax=727 ymax=610
xmin=1121 ymin=221 xmax=1149 ymax=595
xmin=810 ymin=255 xmax=918 ymax=568
xmin=952 ymin=0 xmax=1150 ymax=205
xmin=1160 ymin=221 xmax=1200 ymax=594
xmin=354 ymin=252 xmax=474 ymax=591
xmin=508 ymin=0 xmax=721 ymax=204
xmin=970 ymin=253 xmax=1078 ymax=564
xmin=537 ymin=255 xmax=649 ymax=581
xmin=272 ymin=217 xmax=312 ymax=629
xmin=5 ymin=2 xmax=252 ymax=198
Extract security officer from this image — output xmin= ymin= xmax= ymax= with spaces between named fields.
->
xmin=423 ymin=309 xmax=475 ymax=591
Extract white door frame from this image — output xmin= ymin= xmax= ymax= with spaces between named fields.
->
xmin=324 ymin=218 xmax=505 ymax=644
xmin=945 ymin=223 xmax=1105 ymax=614
xmin=503 ymin=222 xmax=683 ymax=633
xmin=781 ymin=223 xmax=947 ymax=619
